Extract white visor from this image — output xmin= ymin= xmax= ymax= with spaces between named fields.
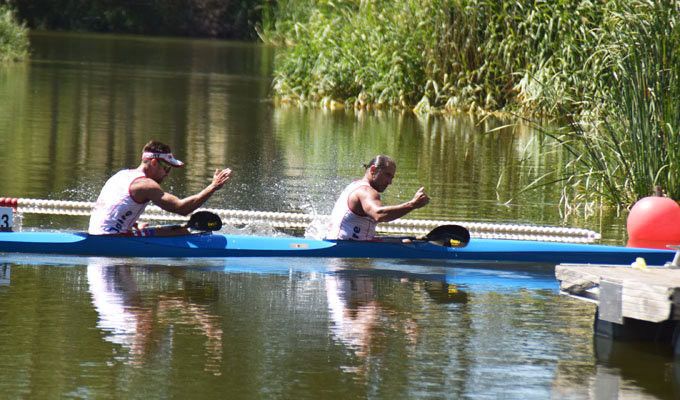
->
xmin=142 ymin=152 xmax=185 ymax=167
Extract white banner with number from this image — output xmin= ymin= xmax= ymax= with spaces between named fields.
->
xmin=0 ymin=207 xmax=13 ymax=231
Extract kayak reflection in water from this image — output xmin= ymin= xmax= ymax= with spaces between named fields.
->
xmin=87 ymin=260 xmax=223 ymax=375
xmin=325 ymin=260 xmax=469 ymax=378
xmin=88 ymin=140 xmax=232 ymax=237
xmin=325 ymin=155 xmax=429 ymax=240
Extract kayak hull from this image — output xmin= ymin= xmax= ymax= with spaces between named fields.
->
xmin=0 ymin=231 xmax=674 ymax=265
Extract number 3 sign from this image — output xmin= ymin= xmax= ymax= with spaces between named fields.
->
xmin=0 ymin=207 xmax=13 ymax=231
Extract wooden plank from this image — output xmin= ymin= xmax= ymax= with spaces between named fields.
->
xmin=622 ymin=286 xmax=677 ymax=303
xmin=620 ymin=291 xmax=672 ymax=322
xmin=556 ymin=264 xmax=680 ymax=323
xmin=557 ymin=265 xmax=680 ymax=292
xmin=575 ymin=267 xmax=680 ymax=286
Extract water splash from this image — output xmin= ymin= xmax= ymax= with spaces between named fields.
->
xmin=304 ymin=216 xmax=329 ymax=240
xmin=219 ymin=222 xmax=290 ymax=237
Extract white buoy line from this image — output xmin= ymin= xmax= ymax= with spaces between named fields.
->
xmin=4 ymin=197 xmax=602 ymax=243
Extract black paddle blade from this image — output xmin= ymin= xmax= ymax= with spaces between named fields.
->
xmin=187 ymin=211 xmax=223 ymax=231
xmin=425 ymin=225 xmax=470 ymax=247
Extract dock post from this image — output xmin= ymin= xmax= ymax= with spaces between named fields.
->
xmin=557 ymin=263 xmax=680 ymax=356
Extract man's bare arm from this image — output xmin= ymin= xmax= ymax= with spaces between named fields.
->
xmin=357 ymin=187 xmax=429 ymax=223
xmin=134 ymin=168 xmax=232 ymax=215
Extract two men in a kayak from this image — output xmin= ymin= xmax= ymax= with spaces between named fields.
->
xmin=89 ymin=144 xmax=426 ymax=239
xmin=325 ymin=155 xmax=430 ymax=240
xmin=88 ymin=140 xmax=232 ymax=236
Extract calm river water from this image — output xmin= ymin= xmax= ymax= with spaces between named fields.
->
xmin=0 ymin=32 xmax=677 ymax=399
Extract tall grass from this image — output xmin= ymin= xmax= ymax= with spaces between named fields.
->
xmin=262 ymin=1 xmax=441 ymax=109
xmin=261 ymin=0 xmax=612 ymax=115
xmin=0 ymin=6 xmax=29 ymax=63
xmin=532 ymin=0 xmax=680 ymax=206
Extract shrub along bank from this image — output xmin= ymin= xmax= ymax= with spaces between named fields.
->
xmin=0 ymin=5 xmax=28 ymax=63
xmin=261 ymin=0 xmax=615 ymax=115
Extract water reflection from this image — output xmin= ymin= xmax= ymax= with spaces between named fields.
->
xmin=2 ymin=256 xmax=678 ymax=398
xmin=324 ymin=260 xmax=469 ymax=378
xmin=325 ymin=261 xmax=475 ymax=389
xmin=0 ymin=263 xmax=9 ymax=286
xmin=594 ymin=336 xmax=680 ymax=398
xmin=326 ymin=272 xmax=381 ymax=359
xmin=87 ymin=259 xmax=223 ymax=375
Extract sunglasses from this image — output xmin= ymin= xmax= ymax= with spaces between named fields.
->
xmin=159 ymin=161 xmax=172 ymax=173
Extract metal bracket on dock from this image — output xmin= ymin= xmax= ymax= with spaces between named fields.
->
xmin=598 ymin=281 xmax=623 ymax=324
xmin=666 ymin=245 xmax=680 ymax=269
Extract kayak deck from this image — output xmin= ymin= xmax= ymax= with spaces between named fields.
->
xmin=0 ymin=231 xmax=674 ymax=265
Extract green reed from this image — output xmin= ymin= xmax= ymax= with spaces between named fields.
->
xmin=536 ymin=0 xmax=680 ymax=206
xmin=0 ymin=6 xmax=28 ymax=63
xmin=262 ymin=0 xmax=437 ymax=108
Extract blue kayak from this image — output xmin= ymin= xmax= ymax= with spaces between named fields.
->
xmin=0 ymin=231 xmax=674 ymax=265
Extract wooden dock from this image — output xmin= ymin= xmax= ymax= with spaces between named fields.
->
xmin=556 ymin=250 xmax=680 ymax=355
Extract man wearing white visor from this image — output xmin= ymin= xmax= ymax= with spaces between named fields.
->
xmin=89 ymin=140 xmax=232 ymax=236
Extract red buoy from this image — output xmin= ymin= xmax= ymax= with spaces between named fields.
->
xmin=627 ymin=196 xmax=680 ymax=249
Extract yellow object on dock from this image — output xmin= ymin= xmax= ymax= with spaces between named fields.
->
xmin=630 ymin=257 xmax=647 ymax=270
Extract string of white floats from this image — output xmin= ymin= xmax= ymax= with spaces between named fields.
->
xmin=2 ymin=197 xmax=602 ymax=243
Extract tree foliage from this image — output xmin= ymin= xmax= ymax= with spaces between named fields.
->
xmin=0 ymin=4 xmax=28 ymax=62
xmin=4 ymin=0 xmax=265 ymax=39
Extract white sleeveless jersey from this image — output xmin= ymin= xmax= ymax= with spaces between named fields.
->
xmin=326 ymin=180 xmax=377 ymax=240
xmin=88 ymin=169 xmax=149 ymax=235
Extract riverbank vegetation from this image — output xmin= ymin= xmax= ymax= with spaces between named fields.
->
xmin=0 ymin=5 xmax=28 ymax=62
xmin=262 ymin=0 xmax=680 ymax=207
xmin=530 ymin=0 xmax=680 ymax=206
xmin=260 ymin=0 xmax=613 ymax=115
